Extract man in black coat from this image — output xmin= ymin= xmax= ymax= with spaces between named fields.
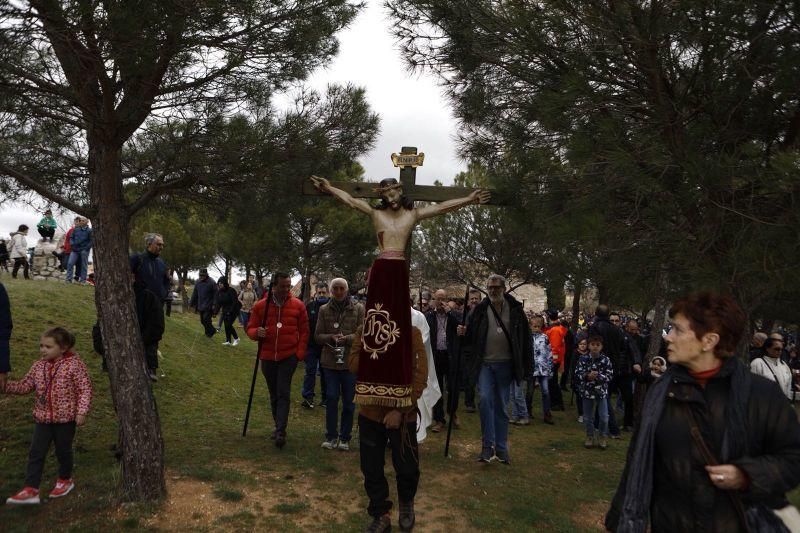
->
xmin=425 ymin=288 xmax=461 ymax=432
xmin=0 ymin=282 xmax=11 ymax=391
xmin=130 ymin=233 xmax=171 ymax=379
xmin=460 ymin=274 xmax=532 ymax=464
xmin=189 ymin=269 xmax=218 ymax=337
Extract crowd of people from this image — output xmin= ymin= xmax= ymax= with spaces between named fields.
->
xmin=2 ymin=212 xmax=799 ymax=530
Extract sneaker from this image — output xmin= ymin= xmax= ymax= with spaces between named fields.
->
xmin=478 ymin=446 xmax=495 ymax=463
xmin=147 ymin=370 xmax=158 ymax=382
xmin=6 ymin=487 xmax=40 ymax=505
xmin=319 ymin=398 xmax=327 ymax=407
xmin=364 ymin=513 xmax=391 ymax=533
xmin=430 ymin=421 xmax=444 ymax=433
xmin=495 ymin=449 xmax=511 ymax=464
xmin=584 ymin=436 xmax=594 ymax=448
xmin=398 ymin=500 xmax=415 ymax=532
xmin=510 ymin=417 xmax=520 ymax=425
xmin=321 ymin=439 xmax=338 ymax=450
xmin=301 ymin=398 xmax=314 ymax=409
xmin=337 ymin=440 xmax=350 ymax=451
xmin=517 ymin=418 xmax=530 ymax=426
xmin=577 ymin=415 xmax=584 ymax=424
xmin=49 ymin=478 xmax=74 ymax=498
xmin=599 ymin=436 xmax=608 ymax=450
xmin=232 ymin=338 xmax=239 ymax=346
xmin=222 ymin=341 xmax=231 ymax=346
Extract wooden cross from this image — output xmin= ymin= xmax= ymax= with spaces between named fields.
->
xmin=301 ymin=146 xmax=506 ymax=205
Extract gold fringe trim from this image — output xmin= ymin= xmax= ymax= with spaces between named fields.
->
xmin=355 ymin=393 xmax=414 ymax=408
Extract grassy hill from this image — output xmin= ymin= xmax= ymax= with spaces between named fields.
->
xmin=0 ymin=277 xmax=796 ymax=532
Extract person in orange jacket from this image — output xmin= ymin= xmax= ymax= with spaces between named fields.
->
xmin=246 ymin=272 xmax=309 ymax=448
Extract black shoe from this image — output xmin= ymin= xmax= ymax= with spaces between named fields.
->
xmin=301 ymin=398 xmax=314 ymax=409
xmin=275 ymin=431 xmax=286 ymax=449
xmin=319 ymin=398 xmax=327 ymax=407
xmin=148 ymin=370 xmax=158 ymax=382
xmin=478 ymin=446 xmax=494 ymax=463
xmin=495 ymin=449 xmax=511 ymax=464
xmin=398 ymin=500 xmax=415 ymax=532
xmin=364 ymin=513 xmax=391 ymax=533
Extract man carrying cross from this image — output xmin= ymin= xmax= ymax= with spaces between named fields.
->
xmin=311 ymin=166 xmax=489 ymax=533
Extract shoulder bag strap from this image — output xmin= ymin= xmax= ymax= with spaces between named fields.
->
xmin=682 ymin=402 xmax=751 ymax=533
xmin=488 ymin=301 xmax=513 ymax=348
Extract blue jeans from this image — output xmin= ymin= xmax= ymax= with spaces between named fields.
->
xmin=478 ymin=361 xmax=512 ymax=452
xmin=583 ymin=397 xmax=609 ymax=437
xmin=66 ymin=250 xmax=89 ymax=282
xmin=302 ymin=346 xmax=324 ymax=400
xmin=239 ymin=311 xmax=250 ymax=328
xmin=510 ymin=380 xmax=529 ymax=419
xmin=323 ymin=368 xmax=356 ymax=442
xmin=534 ymin=375 xmax=551 ymax=414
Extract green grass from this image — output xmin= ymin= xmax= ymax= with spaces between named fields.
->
xmin=0 ymin=276 xmax=797 ymax=531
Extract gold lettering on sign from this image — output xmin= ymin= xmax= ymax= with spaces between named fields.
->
xmin=362 ymin=303 xmax=400 ymax=359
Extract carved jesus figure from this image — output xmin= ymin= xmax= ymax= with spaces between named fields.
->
xmin=310 ymin=176 xmax=491 ymax=252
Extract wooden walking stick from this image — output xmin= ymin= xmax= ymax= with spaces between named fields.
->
xmin=242 ymin=280 xmax=273 ymax=437
xmin=444 ymin=284 xmax=471 ymax=457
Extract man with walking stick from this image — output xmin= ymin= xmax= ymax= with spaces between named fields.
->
xmin=244 ymin=272 xmax=309 ymax=448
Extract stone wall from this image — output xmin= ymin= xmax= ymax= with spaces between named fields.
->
xmin=31 ymin=233 xmax=67 ymax=282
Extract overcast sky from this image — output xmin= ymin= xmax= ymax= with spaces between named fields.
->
xmin=1 ymin=1 xmax=465 ymax=247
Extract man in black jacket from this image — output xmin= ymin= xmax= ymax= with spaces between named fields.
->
xmin=130 ymin=233 xmax=171 ymax=379
xmin=460 ymin=274 xmax=532 ymax=464
xmin=425 ymin=288 xmax=460 ymax=432
xmin=302 ymin=282 xmax=329 ymax=409
xmin=189 ymin=269 xmax=218 ymax=337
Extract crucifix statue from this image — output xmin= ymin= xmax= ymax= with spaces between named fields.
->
xmin=308 ymin=146 xmax=491 ymax=411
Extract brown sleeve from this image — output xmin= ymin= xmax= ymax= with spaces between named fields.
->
xmin=347 ymin=327 xmax=363 ymax=374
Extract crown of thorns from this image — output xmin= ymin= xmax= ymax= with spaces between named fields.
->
xmin=372 ymin=182 xmax=403 ymax=193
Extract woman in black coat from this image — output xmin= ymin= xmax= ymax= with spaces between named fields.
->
xmin=214 ymin=277 xmax=241 ymax=346
xmin=606 ymin=291 xmax=800 ymax=532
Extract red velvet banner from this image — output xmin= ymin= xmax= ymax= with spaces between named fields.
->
xmin=354 ymin=257 xmax=413 ymax=407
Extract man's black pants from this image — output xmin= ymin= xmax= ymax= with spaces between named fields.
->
xmin=609 ymin=373 xmax=634 ymax=428
xmin=261 ymin=356 xmax=298 ymax=434
xmin=549 ymin=362 xmax=564 ymax=409
xmin=359 ymin=415 xmax=420 ymax=518
xmin=199 ymin=309 xmax=215 ymax=337
xmin=432 ymin=349 xmax=449 ymax=423
xmin=25 ymin=422 xmax=76 ymax=487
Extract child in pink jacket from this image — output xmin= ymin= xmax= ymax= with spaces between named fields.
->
xmin=3 ymin=327 xmax=92 ymax=504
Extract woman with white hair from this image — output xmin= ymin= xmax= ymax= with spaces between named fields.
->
xmin=314 ymin=277 xmax=364 ymax=451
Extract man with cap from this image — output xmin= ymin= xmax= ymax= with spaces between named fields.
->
xmin=189 ymin=268 xmax=218 ymax=337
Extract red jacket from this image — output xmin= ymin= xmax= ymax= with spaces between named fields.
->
xmin=246 ymin=295 xmax=309 ymax=361
xmin=63 ymin=227 xmax=74 ymax=254
xmin=5 ymin=352 xmax=93 ymax=424
xmin=545 ymin=324 xmax=567 ymax=365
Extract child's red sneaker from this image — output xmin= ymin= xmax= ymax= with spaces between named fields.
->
xmin=49 ymin=478 xmax=74 ymax=499
xmin=6 ymin=487 xmax=40 ymax=505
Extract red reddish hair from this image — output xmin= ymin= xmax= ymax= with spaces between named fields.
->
xmin=669 ymin=292 xmax=746 ymax=358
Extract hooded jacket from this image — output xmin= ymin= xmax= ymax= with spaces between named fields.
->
xmin=8 ymin=231 xmax=27 ymax=259
xmin=5 ymin=352 xmax=93 ymax=424
xmin=189 ymin=275 xmax=217 ymax=312
xmin=213 ymin=277 xmax=241 ymax=317
xmin=69 ymin=225 xmax=93 ymax=252
xmin=246 ymin=293 xmax=309 ymax=361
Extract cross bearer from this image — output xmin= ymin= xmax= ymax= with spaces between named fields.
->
xmin=310 ymin=174 xmax=489 ymax=533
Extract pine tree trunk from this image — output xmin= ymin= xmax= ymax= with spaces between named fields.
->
xmin=571 ymin=280 xmax=583 ymax=330
xmin=90 ymin=139 xmax=166 ymax=501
